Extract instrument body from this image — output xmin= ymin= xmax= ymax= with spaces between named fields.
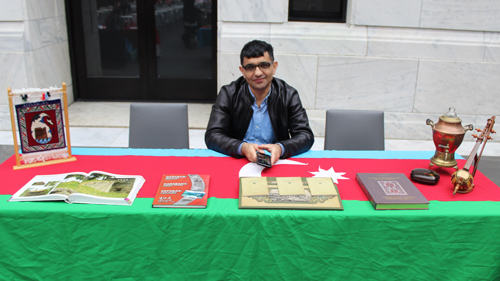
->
xmin=451 ymin=116 xmax=496 ymax=194
xmin=451 ymin=169 xmax=474 ymax=194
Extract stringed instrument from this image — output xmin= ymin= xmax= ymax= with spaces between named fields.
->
xmin=451 ymin=116 xmax=496 ymax=194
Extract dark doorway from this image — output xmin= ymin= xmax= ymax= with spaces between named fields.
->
xmin=66 ymin=0 xmax=217 ymax=102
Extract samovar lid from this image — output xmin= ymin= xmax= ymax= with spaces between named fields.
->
xmin=439 ymin=107 xmax=462 ymax=123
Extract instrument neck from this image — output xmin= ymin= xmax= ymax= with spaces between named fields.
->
xmin=464 ymin=139 xmax=483 ymax=170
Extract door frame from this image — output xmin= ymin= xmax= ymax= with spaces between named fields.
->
xmin=65 ymin=0 xmax=217 ymax=102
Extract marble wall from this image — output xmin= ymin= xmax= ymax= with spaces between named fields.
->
xmin=0 ymin=0 xmax=73 ymax=106
xmin=351 ymin=0 xmax=500 ymax=32
xmin=0 ymin=0 xmax=499 ymax=143
xmin=218 ymin=0 xmax=500 ymax=142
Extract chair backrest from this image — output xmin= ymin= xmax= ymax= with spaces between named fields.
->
xmin=324 ymin=109 xmax=384 ymax=151
xmin=129 ymin=103 xmax=189 ymax=149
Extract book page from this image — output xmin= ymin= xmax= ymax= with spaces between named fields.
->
xmin=68 ymin=171 xmax=145 ymax=205
xmin=276 ymin=177 xmax=305 ymax=196
xmin=306 ymin=177 xmax=337 ymax=196
xmin=241 ymin=177 xmax=269 ymax=196
xmin=9 ymin=172 xmax=88 ymax=201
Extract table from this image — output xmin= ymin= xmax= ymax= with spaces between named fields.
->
xmin=1 ymin=148 xmax=500 ymax=280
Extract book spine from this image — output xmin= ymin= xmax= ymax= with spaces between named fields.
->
xmin=355 ymin=175 xmax=377 ymax=209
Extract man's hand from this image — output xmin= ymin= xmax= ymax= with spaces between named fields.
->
xmin=258 ymin=144 xmax=282 ymax=165
xmin=241 ymin=143 xmax=282 ymax=165
xmin=241 ymin=143 xmax=260 ymax=163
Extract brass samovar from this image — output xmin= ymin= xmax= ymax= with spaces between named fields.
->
xmin=426 ymin=107 xmax=473 ymax=170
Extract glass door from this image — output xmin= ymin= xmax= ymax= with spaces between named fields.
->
xmin=67 ymin=0 xmax=217 ymax=102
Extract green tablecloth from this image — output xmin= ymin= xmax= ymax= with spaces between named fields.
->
xmin=2 ymin=195 xmax=500 ymax=280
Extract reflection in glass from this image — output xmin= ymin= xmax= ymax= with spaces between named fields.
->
xmin=154 ymin=0 xmax=213 ymax=79
xmin=82 ymin=0 xmax=139 ymax=77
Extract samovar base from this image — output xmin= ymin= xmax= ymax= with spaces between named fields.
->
xmin=429 ymin=152 xmax=458 ymax=170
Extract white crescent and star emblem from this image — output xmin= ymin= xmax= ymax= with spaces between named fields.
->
xmin=309 ymin=166 xmax=348 ymax=184
xmin=238 ymin=159 xmax=349 ymax=184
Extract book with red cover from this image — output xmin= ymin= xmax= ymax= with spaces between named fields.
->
xmin=152 ymin=174 xmax=210 ymax=208
xmin=356 ymin=173 xmax=429 ymax=210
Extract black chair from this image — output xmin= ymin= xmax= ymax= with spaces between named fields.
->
xmin=129 ymin=103 xmax=189 ymax=149
xmin=324 ymin=109 xmax=385 ymax=151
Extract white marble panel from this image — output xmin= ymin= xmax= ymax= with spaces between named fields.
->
xmin=219 ymin=22 xmax=271 ymax=53
xmin=218 ymin=53 xmax=241 ymax=91
xmin=57 ymin=16 xmax=68 ymax=42
xmin=66 ymin=84 xmax=74 ymax=104
xmin=346 ymin=0 xmax=355 ymax=25
xmin=69 ymin=127 xmax=129 ymax=147
xmin=23 ymin=20 xmax=41 ymax=51
xmin=189 ymin=129 xmax=208 ymax=149
xmin=0 ymin=0 xmax=25 ymax=21
xmin=485 ymin=32 xmax=500 ymax=62
xmin=310 ymin=137 xmax=324 ymax=151
xmin=219 ymin=0 xmax=287 ymax=23
xmin=351 ymin=0 xmax=421 ymax=28
xmin=306 ymin=109 xmax=326 ymax=138
xmin=0 ymin=105 xmax=11 ymax=130
xmin=316 ymin=56 xmax=419 ymax=112
xmin=385 ymin=112 xmax=434 ymax=140
xmin=0 ymin=53 xmax=27 ymax=106
xmin=368 ymin=27 xmax=485 ymax=61
xmin=384 ymin=111 xmax=476 ymax=141
xmin=24 ymin=42 xmax=72 ymax=88
xmin=37 ymin=17 xmax=59 ymax=46
xmin=45 ymin=42 xmax=72 ymax=85
xmin=69 ymin=102 xmax=130 ymax=127
xmin=270 ymin=22 xmax=367 ymax=56
xmin=25 ymin=0 xmax=58 ymax=20
xmin=384 ymin=139 xmax=436 ymax=152
xmin=24 ymin=18 xmax=60 ymax=51
xmin=187 ymin=103 xmax=213 ymax=129
xmin=273 ymin=54 xmax=317 ymax=110
xmin=216 ymin=21 xmax=221 ymax=52
xmin=0 ymin=22 xmax=24 ymax=52
xmin=55 ymin=0 xmax=66 ymax=17
xmin=420 ymin=0 xmax=500 ymax=32
xmin=414 ymin=60 xmax=500 ymax=116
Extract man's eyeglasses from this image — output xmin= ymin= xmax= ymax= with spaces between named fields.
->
xmin=242 ymin=62 xmax=272 ymax=72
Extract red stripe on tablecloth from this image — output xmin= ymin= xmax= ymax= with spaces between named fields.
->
xmin=1 ymin=155 xmax=498 ymax=201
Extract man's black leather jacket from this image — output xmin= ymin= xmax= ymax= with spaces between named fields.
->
xmin=205 ymin=76 xmax=314 ymax=158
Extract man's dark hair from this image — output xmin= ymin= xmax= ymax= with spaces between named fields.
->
xmin=240 ymin=40 xmax=274 ymax=65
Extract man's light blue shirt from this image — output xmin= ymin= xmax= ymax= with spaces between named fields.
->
xmin=237 ymin=87 xmax=285 ymax=156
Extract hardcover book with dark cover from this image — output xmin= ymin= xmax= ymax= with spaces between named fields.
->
xmin=356 ymin=173 xmax=429 ymax=210
xmin=153 ymin=174 xmax=210 ymax=208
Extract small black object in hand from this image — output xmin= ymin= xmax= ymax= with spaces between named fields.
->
xmin=256 ymin=151 xmax=272 ymax=168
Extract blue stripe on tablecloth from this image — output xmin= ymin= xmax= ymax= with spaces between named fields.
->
xmin=72 ymin=147 xmax=463 ymax=160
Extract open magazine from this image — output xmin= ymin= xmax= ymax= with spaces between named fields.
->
xmin=9 ymin=171 xmax=145 ymax=206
